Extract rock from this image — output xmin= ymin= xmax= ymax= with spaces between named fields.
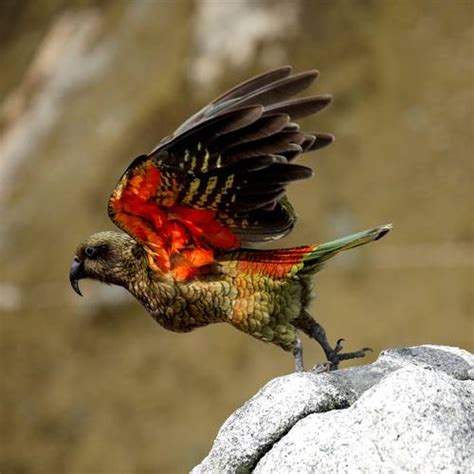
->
xmin=192 ymin=345 xmax=474 ymax=473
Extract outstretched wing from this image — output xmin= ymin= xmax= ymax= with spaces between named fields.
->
xmin=108 ymin=66 xmax=334 ymax=280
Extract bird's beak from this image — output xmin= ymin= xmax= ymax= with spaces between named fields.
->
xmin=69 ymin=256 xmax=86 ymax=296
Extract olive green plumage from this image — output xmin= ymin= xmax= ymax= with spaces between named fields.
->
xmin=71 ymin=225 xmax=391 ymax=369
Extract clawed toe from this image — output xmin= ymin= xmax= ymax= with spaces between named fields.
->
xmin=304 ymin=313 xmax=374 ymax=372
xmin=334 ymin=338 xmax=345 ymax=353
xmin=326 ymin=340 xmax=372 ymax=370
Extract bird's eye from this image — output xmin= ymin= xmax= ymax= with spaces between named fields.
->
xmin=85 ymin=246 xmax=98 ymax=258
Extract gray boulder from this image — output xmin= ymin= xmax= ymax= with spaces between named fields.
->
xmin=192 ymin=345 xmax=474 ymax=473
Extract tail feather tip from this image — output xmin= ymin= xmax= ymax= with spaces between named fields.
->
xmin=374 ymin=223 xmax=393 ymax=241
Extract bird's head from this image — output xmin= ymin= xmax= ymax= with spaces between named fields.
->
xmin=69 ymin=231 xmax=145 ymax=296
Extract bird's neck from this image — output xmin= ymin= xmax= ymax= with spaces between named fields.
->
xmin=124 ymin=262 xmax=177 ymax=315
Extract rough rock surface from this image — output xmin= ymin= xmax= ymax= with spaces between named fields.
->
xmin=192 ymin=345 xmax=474 ymax=473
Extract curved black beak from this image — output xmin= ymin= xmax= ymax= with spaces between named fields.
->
xmin=69 ymin=256 xmax=86 ymax=296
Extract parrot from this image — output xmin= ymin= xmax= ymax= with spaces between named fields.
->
xmin=69 ymin=66 xmax=391 ymax=371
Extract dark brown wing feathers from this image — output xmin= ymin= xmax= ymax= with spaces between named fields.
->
xmin=143 ymin=67 xmax=333 ymax=244
xmin=110 ymin=67 xmax=334 ymax=274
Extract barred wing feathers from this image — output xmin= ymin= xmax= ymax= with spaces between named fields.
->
xmin=108 ymin=67 xmax=333 ymax=280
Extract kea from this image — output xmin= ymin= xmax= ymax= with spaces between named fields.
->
xmin=70 ymin=66 xmax=391 ymax=371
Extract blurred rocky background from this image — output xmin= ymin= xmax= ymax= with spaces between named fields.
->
xmin=0 ymin=1 xmax=472 ymax=472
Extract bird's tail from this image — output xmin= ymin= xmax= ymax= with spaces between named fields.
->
xmin=300 ymin=224 xmax=392 ymax=274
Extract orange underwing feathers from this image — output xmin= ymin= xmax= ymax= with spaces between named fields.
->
xmin=108 ymin=67 xmax=334 ymax=280
xmin=109 ymin=159 xmax=239 ymax=279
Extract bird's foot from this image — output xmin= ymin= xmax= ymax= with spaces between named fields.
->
xmin=306 ymin=316 xmax=372 ymax=371
xmin=325 ymin=338 xmax=372 ymax=371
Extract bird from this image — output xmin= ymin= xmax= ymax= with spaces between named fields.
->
xmin=69 ymin=66 xmax=391 ymax=371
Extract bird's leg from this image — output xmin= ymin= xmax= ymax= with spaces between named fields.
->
xmin=292 ymin=337 xmax=305 ymax=372
xmin=300 ymin=311 xmax=372 ymax=370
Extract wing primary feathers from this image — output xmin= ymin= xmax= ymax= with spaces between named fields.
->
xmin=282 ymin=122 xmax=300 ymax=132
xmin=211 ymin=155 xmax=280 ymax=175
xmin=155 ymin=105 xmax=264 ymax=157
xmin=309 ymin=133 xmax=335 ymax=151
xmin=172 ymin=67 xmax=293 ymax=137
xmin=246 ymin=163 xmax=314 ymax=184
xmin=209 ymin=113 xmax=289 ymax=151
xmin=223 ymin=131 xmax=305 ymax=161
xmin=264 ymin=95 xmax=332 ymax=120
xmin=211 ymin=66 xmax=293 ymax=104
xmin=280 ymin=144 xmax=303 ymax=161
xmin=225 ymin=70 xmax=320 ymax=110
xmin=109 ymin=66 xmax=334 ymax=279
xmin=300 ymin=135 xmax=317 ymax=152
